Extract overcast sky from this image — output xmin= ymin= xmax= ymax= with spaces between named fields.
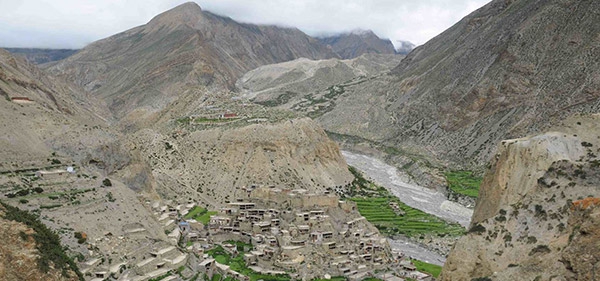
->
xmin=0 ymin=0 xmax=490 ymax=49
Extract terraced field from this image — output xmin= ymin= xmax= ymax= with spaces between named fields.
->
xmin=444 ymin=171 xmax=482 ymax=198
xmin=351 ymin=196 xmax=464 ymax=237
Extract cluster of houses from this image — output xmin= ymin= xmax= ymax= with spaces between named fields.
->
xmin=169 ymin=186 xmax=434 ymax=281
xmin=79 ymin=185 xmax=434 ymax=281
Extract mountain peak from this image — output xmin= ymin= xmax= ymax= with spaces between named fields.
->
xmin=147 ymin=1 xmax=204 ymax=28
xmin=349 ymin=29 xmax=377 ymax=37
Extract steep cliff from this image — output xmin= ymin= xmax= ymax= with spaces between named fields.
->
xmin=440 ymin=114 xmax=600 ymax=280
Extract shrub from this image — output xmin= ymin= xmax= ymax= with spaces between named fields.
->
xmin=468 ymin=224 xmax=486 ymax=234
xmin=102 ymin=178 xmax=112 ymax=187
xmin=19 ymin=199 xmax=29 ymax=204
xmin=529 ymin=245 xmax=551 ymax=256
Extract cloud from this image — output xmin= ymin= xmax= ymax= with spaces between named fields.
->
xmin=0 ymin=0 xmax=490 ymax=49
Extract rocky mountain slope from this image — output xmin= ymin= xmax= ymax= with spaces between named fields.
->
xmin=46 ymin=2 xmax=338 ymax=120
xmin=291 ymin=0 xmax=600 ymax=171
xmin=0 ymin=48 xmax=118 ymax=167
xmin=4 ymin=48 xmax=79 ymax=64
xmin=236 ymin=53 xmax=403 ymax=109
xmin=440 ymin=114 xmax=600 ymax=280
xmin=38 ymin=2 xmax=357 ymax=204
xmin=130 ymin=118 xmax=352 ymax=208
xmin=319 ymin=30 xmax=398 ymax=59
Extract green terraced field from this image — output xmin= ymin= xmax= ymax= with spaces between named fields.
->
xmin=347 ymin=166 xmax=464 ymax=237
xmin=351 ymin=197 xmax=464 ymax=237
xmin=445 ymin=171 xmax=482 ymax=198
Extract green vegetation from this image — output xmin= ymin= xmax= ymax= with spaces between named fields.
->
xmin=102 ymin=178 xmax=112 ymax=187
xmin=351 ymin=197 xmax=464 ymax=237
xmin=348 ymin=166 xmax=465 ymax=237
xmin=0 ymin=202 xmax=84 ymax=280
xmin=184 ymin=206 xmax=217 ymax=224
xmin=207 ymin=242 xmax=290 ymax=281
xmin=412 ymin=259 xmax=442 ymax=278
xmin=254 ymin=91 xmax=297 ymax=107
xmin=74 ymin=232 xmax=86 ymax=244
xmin=445 ymin=171 xmax=482 ymax=198
xmin=148 ymin=272 xmax=172 ymax=281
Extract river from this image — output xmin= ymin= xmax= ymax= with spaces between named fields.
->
xmin=342 ymin=150 xmax=474 ymax=265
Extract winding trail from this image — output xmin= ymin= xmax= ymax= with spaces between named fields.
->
xmin=342 ymin=150 xmax=474 ymax=265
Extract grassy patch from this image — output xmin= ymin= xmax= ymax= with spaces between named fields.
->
xmin=445 ymin=171 xmax=482 ymax=198
xmin=412 ymin=259 xmax=442 ymax=277
xmin=184 ymin=206 xmax=217 ymax=224
xmin=0 ymin=202 xmax=84 ymax=280
xmin=348 ymin=167 xmax=465 ymax=237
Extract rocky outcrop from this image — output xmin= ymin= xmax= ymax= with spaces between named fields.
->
xmin=440 ymin=115 xmax=600 ymax=281
xmin=130 ymin=118 xmax=353 ymax=207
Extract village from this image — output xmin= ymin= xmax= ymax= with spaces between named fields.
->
xmin=0 ymin=161 xmax=435 ymax=281
xmin=95 ymin=185 xmax=436 ymax=281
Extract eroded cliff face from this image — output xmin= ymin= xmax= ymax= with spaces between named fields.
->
xmin=130 ymin=118 xmax=353 ymax=207
xmin=441 ymin=115 xmax=600 ymax=281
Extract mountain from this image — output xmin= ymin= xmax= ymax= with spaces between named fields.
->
xmin=319 ymin=30 xmax=398 ymax=59
xmin=42 ymin=2 xmax=354 ymax=206
xmin=46 ymin=2 xmax=338 ymax=120
xmin=4 ymin=48 xmax=78 ymax=64
xmin=441 ymin=114 xmax=600 ymax=280
xmin=394 ymin=40 xmax=416 ymax=55
xmin=288 ymin=0 xmax=600 ymax=172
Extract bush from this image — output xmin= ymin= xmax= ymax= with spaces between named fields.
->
xmin=19 ymin=199 xmax=29 ymax=204
xmin=468 ymin=224 xmax=486 ymax=234
xmin=102 ymin=178 xmax=112 ymax=187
